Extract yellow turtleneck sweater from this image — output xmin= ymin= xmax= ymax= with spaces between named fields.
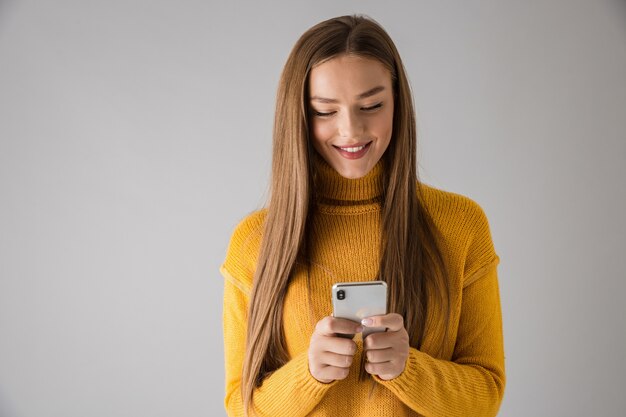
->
xmin=219 ymin=153 xmax=505 ymax=417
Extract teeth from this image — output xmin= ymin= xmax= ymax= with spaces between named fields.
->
xmin=340 ymin=144 xmax=367 ymax=153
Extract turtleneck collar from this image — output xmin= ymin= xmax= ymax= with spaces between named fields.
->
xmin=312 ymin=150 xmax=385 ymax=205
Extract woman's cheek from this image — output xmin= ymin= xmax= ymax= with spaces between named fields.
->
xmin=312 ymin=121 xmax=334 ymax=142
xmin=376 ymin=108 xmax=394 ymax=139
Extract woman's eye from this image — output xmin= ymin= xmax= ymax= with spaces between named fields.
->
xmin=312 ymin=103 xmax=383 ymax=118
xmin=314 ymin=111 xmax=335 ymax=117
xmin=363 ymin=103 xmax=383 ymax=111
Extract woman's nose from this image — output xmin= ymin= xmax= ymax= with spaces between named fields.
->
xmin=337 ymin=109 xmax=364 ymax=138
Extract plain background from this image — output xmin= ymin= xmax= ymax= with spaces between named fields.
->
xmin=1 ymin=1 xmax=625 ymax=416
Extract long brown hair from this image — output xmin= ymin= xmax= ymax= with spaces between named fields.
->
xmin=241 ymin=14 xmax=451 ymax=416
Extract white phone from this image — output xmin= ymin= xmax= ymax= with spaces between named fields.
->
xmin=332 ymin=280 xmax=387 ymax=339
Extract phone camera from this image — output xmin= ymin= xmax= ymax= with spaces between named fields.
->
xmin=337 ymin=290 xmax=345 ymax=300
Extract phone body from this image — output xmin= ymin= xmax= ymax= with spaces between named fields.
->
xmin=332 ymin=280 xmax=387 ymax=339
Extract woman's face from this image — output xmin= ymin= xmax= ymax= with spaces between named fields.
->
xmin=308 ymin=53 xmax=394 ymax=179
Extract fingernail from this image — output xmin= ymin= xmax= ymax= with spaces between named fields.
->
xmin=356 ymin=326 xmax=364 ymax=333
xmin=361 ymin=318 xmax=373 ymax=326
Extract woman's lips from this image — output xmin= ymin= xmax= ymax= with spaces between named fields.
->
xmin=333 ymin=141 xmax=372 ymax=159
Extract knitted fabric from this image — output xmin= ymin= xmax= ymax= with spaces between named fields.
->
xmin=219 ymin=152 xmax=505 ymax=416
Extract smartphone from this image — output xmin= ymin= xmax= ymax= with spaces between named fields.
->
xmin=332 ymin=280 xmax=387 ymax=339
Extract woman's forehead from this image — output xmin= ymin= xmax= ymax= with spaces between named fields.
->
xmin=308 ymin=55 xmax=392 ymax=100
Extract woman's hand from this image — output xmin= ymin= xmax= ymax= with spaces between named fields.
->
xmin=362 ymin=313 xmax=410 ymax=380
xmin=308 ymin=316 xmax=363 ymax=383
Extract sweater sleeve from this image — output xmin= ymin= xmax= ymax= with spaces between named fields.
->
xmin=371 ymin=201 xmax=506 ymax=416
xmin=219 ymin=212 xmax=338 ymax=416
xmin=220 ymin=269 xmax=338 ymax=417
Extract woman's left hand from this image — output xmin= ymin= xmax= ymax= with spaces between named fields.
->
xmin=362 ymin=313 xmax=410 ymax=380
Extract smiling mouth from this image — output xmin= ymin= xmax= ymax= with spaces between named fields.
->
xmin=332 ymin=141 xmax=372 ymax=152
xmin=332 ymin=141 xmax=373 ymax=159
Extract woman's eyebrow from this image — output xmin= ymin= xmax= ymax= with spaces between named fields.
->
xmin=310 ymin=85 xmax=385 ymax=103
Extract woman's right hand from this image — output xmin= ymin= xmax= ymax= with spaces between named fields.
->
xmin=308 ymin=316 xmax=363 ymax=383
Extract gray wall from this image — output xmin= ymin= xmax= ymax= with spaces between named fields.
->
xmin=1 ymin=1 xmax=624 ymax=416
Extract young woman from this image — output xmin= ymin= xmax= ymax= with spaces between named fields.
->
xmin=219 ymin=14 xmax=505 ymax=417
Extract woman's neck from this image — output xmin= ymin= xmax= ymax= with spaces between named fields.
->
xmin=312 ymin=151 xmax=385 ymax=205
